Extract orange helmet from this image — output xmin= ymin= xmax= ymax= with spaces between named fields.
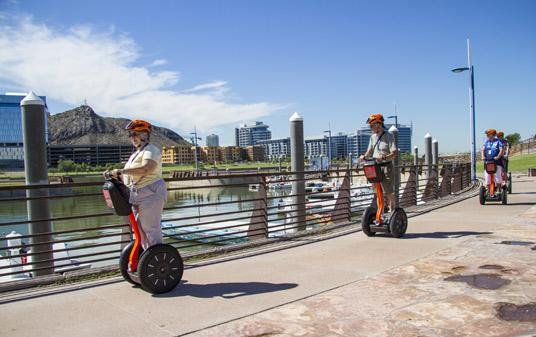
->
xmin=125 ymin=119 xmax=151 ymax=134
xmin=366 ymin=113 xmax=384 ymax=125
xmin=497 ymin=131 xmax=504 ymax=138
xmin=485 ymin=128 xmax=496 ymax=136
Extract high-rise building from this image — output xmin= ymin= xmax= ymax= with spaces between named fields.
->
xmin=0 ymin=93 xmax=47 ymax=168
xmin=305 ymin=136 xmax=328 ymax=159
xmin=206 ymin=134 xmax=219 ymax=147
xmin=236 ymin=121 xmax=271 ymax=147
xmin=257 ymin=137 xmax=290 ymax=160
xmin=329 ymin=133 xmax=349 ymax=159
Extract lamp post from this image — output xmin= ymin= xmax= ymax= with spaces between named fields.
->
xmin=190 ymin=126 xmax=202 ymax=173
xmin=452 ymin=38 xmax=477 ymax=182
xmin=387 ymin=115 xmax=398 ymax=128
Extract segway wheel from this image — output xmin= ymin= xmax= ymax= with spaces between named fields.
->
xmin=138 ymin=244 xmax=183 ymax=294
xmin=119 ymin=241 xmax=143 ymax=285
xmin=361 ymin=206 xmax=376 ymax=237
xmin=389 ymin=208 xmax=408 ymax=238
xmin=479 ymin=186 xmax=486 ymax=205
xmin=501 ymin=187 xmax=508 ymax=205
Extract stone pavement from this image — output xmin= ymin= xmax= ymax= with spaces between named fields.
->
xmin=0 ymin=177 xmax=535 ymax=337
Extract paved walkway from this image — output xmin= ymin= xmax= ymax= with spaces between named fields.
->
xmin=1 ymin=177 xmax=535 ymax=337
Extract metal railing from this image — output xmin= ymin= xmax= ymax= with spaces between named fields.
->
xmin=0 ymin=162 xmax=472 ymax=284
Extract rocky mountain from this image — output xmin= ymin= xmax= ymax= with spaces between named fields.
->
xmin=47 ymin=105 xmax=190 ymax=148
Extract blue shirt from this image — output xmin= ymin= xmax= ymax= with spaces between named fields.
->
xmin=483 ymin=139 xmax=503 ymax=161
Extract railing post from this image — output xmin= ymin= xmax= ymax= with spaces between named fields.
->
xmin=247 ymin=176 xmax=268 ymax=240
xmin=21 ymin=92 xmax=54 ymax=276
xmin=432 ymin=139 xmax=439 ymax=198
xmin=389 ymin=126 xmax=400 ymax=207
xmin=413 ymin=146 xmax=419 ymax=202
xmin=290 ymin=112 xmax=306 ymax=231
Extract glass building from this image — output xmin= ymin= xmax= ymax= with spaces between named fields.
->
xmin=206 ymin=134 xmax=219 ymax=147
xmin=257 ymin=137 xmax=290 ymax=160
xmin=0 ymin=93 xmax=47 ymax=168
xmin=235 ymin=121 xmax=271 ymax=147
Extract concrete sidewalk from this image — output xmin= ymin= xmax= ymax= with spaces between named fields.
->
xmin=1 ymin=178 xmax=535 ymax=337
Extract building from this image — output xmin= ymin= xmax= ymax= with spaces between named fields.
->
xmin=347 ymin=128 xmax=372 ymax=156
xmin=48 ymin=144 xmax=133 ymax=167
xmin=257 ymin=137 xmax=290 ymax=160
xmin=245 ymin=146 xmax=266 ymax=161
xmin=347 ymin=124 xmax=412 ymax=156
xmin=201 ymin=146 xmax=222 ymax=163
xmin=0 ymin=93 xmax=47 ymax=168
xmin=235 ymin=121 xmax=271 ymax=147
xmin=221 ymin=146 xmax=245 ymax=162
xmin=162 ymin=145 xmax=194 ymax=164
xmin=305 ymin=136 xmax=328 ymax=159
xmin=329 ymin=133 xmax=349 ymax=159
xmin=206 ymin=134 xmax=219 ymax=147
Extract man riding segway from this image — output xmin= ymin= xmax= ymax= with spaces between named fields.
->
xmin=480 ymin=128 xmax=507 ymax=205
xmin=359 ymin=113 xmax=407 ymax=237
xmin=497 ymin=131 xmax=512 ymax=193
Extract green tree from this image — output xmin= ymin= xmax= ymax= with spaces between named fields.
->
xmin=57 ymin=159 xmax=76 ymax=172
xmin=506 ymin=133 xmax=521 ymax=145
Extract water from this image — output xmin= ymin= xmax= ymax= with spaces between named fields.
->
xmin=0 ymin=177 xmax=291 ymax=269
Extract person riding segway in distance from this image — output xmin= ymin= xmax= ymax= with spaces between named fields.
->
xmin=359 ymin=113 xmax=398 ymax=212
xmin=107 ymin=119 xmax=167 ymax=250
xmin=481 ymin=128 xmax=505 ymax=190
xmin=497 ymin=131 xmax=511 ymax=192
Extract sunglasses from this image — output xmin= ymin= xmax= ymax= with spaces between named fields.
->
xmin=128 ymin=131 xmax=140 ymax=138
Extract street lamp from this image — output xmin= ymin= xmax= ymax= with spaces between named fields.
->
xmin=190 ymin=126 xmax=202 ymax=173
xmin=387 ymin=115 xmax=398 ymax=128
xmin=451 ymin=38 xmax=477 ymax=182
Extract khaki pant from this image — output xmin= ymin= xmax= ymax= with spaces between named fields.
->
xmin=129 ymin=179 xmax=167 ymax=250
xmin=371 ymin=162 xmax=394 ymax=194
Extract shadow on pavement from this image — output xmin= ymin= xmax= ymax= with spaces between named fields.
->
xmin=155 ymin=280 xmax=298 ymax=298
xmin=503 ymin=202 xmax=536 ymax=206
xmin=400 ymin=231 xmax=493 ymax=239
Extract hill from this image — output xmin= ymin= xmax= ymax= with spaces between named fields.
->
xmin=47 ymin=105 xmax=190 ymax=148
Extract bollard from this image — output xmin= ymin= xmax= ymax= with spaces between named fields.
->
xmin=424 ymin=133 xmax=432 ymax=179
xmin=290 ymin=112 xmax=306 ymax=231
xmin=432 ymin=139 xmax=439 ymax=195
xmin=348 ymin=152 xmax=353 ymax=184
xmin=413 ymin=146 xmax=419 ymax=203
xmin=389 ymin=126 xmax=400 ymax=207
xmin=21 ymin=92 xmax=54 ymax=276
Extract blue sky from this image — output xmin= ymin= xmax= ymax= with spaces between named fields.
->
xmin=0 ymin=0 xmax=535 ymax=152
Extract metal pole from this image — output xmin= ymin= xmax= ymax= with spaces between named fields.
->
xmin=389 ymin=126 xmax=400 ymax=207
xmin=21 ymin=92 xmax=54 ymax=276
xmin=467 ymin=39 xmax=477 ymax=181
xmin=290 ymin=112 xmax=306 ymax=231
xmin=278 ymin=155 xmax=282 ymax=172
xmin=424 ymin=133 xmax=432 ymax=178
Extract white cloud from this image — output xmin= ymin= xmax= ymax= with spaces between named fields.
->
xmin=149 ymin=59 xmax=167 ymax=67
xmin=0 ymin=15 xmax=281 ymax=132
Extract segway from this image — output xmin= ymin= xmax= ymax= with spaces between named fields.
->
xmin=479 ymin=160 xmax=507 ymax=205
xmin=360 ymin=160 xmax=408 ymax=238
xmin=102 ymin=173 xmax=183 ymax=293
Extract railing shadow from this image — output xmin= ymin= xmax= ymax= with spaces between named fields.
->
xmin=154 ymin=280 xmax=298 ymax=298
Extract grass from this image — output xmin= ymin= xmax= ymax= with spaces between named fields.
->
xmin=476 ymin=153 xmax=536 ymax=173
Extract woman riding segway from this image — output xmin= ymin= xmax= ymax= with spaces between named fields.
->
xmin=103 ymin=119 xmax=183 ymax=293
xmin=359 ymin=113 xmax=407 ymax=238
